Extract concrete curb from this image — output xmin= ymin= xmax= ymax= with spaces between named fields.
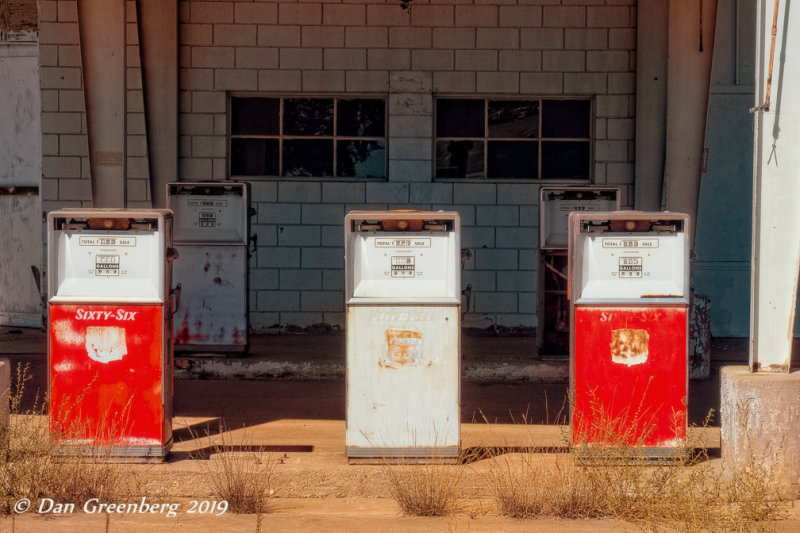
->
xmin=174 ymin=355 xmax=569 ymax=383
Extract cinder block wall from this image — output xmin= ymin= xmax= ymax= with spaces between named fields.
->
xmin=39 ymin=0 xmax=151 ymax=212
xmin=41 ymin=0 xmax=637 ymax=331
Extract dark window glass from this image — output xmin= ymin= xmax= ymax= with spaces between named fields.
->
xmin=283 ymin=140 xmax=333 ymax=177
xmin=284 ymin=98 xmax=334 ymax=136
xmin=541 ymin=100 xmax=591 ymax=138
xmin=488 ymin=101 xmax=539 ymax=138
xmin=337 ymin=99 xmax=385 ymax=137
xmin=436 ymin=99 xmax=484 ymax=138
xmin=435 ymin=140 xmax=484 ymax=178
xmin=488 ymin=141 xmax=538 ymax=179
xmin=541 ymin=141 xmax=591 ymax=179
xmin=231 ymin=98 xmax=279 ymax=135
xmin=337 ymin=141 xmax=386 ymax=178
xmin=230 ymin=138 xmax=279 ymax=176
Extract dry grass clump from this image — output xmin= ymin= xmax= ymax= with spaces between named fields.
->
xmin=0 ymin=363 xmax=144 ymax=515
xmin=383 ymin=455 xmax=463 ymax=517
xmin=482 ymin=404 xmax=787 ymax=533
xmin=485 ymin=453 xmax=603 ymax=519
xmin=189 ymin=423 xmax=277 ymax=516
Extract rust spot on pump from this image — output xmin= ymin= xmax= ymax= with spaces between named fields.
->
xmin=384 ymin=329 xmax=422 ymax=366
xmin=610 ymin=328 xmax=649 ymax=366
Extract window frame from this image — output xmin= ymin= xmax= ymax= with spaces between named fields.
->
xmin=227 ymin=93 xmax=390 ymax=181
xmin=433 ymin=95 xmax=595 ymax=183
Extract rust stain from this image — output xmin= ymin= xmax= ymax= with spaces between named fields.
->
xmin=213 ymin=277 xmax=222 ymax=286
xmin=383 ymin=329 xmax=422 ymax=366
xmin=203 ymin=263 xmax=210 ymax=273
xmin=610 ymin=328 xmax=649 ymax=367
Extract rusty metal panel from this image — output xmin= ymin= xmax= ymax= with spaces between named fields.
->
xmin=346 ymin=305 xmax=460 ymax=457
xmin=689 ymin=293 xmax=711 ymax=379
xmin=172 ymin=245 xmax=247 ymax=350
xmin=0 ymin=0 xmax=38 ymax=42
xmin=0 ymin=193 xmax=41 ymax=327
xmin=167 ymin=183 xmax=250 ymax=351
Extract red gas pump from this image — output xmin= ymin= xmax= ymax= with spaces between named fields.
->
xmin=569 ymin=212 xmax=690 ymax=458
xmin=47 ymin=209 xmax=178 ymax=459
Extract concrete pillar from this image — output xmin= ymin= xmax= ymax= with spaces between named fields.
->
xmin=750 ymin=0 xmax=800 ymax=372
xmin=634 ymin=0 xmax=668 ymax=212
xmin=137 ymin=0 xmax=178 ymax=209
xmin=78 ymin=0 xmax=127 ymax=208
xmin=663 ymin=0 xmax=717 ymax=248
xmin=720 ymin=366 xmax=800 ymax=499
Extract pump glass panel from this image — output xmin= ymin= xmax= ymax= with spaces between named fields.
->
xmin=170 ymin=186 xmax=247 ymax=244
xmin=575 ymin=232 xmax=687 ymax=301
xmin=350 ymin=232 xmax=456 ymax=299
xmin=52 ymin=229 xmax=162 ymax=301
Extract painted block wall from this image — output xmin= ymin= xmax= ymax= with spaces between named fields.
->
xmin=38 ymin=0 xmax=151 ymax=212
xmin=40 ymin=0 xmax=637 ymax=330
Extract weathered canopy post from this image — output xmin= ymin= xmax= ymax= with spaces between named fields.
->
xmin=720 ymin=0 xmax=800 ymax=500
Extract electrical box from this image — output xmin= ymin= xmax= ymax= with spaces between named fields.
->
xmin=47 ymin=209 xmax=177 ymax=459
xmin=345 ymin=211 xmax=461 ymax=463
xmin=167 ymin=182 xmax=250 ymax=352
xmin=569 ymin=211 xmax=690 ymax=457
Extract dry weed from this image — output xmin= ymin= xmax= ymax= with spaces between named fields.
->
xmin=0 ymin=363 xmax=145 ymax=514
xmin=189 ymin=422 xmax=277 ymax=516
xmin=481 ymin=401 xmax=787 ymax=533
xmin=383 ymin=456 xmax=462 ymax=517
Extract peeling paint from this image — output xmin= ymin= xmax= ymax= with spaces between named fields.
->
xmin=610 ymin=328 xmax=649 ymax=366
xmin=382 ymin=328 xmax=422 ymax=367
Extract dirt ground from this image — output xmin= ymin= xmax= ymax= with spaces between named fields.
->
xmin=3 ymin=328 xmax=800 ymax=531
xmin=1 ymin=378 xmax=798 ymax=532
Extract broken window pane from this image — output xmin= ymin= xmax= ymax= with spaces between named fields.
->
xmin=283 ymin=140 xmax=333 ymax=177
xmin=337 ymin=99 xmax=385 ymax=137
xmin=488 ymin=141 xmax=539 ymax=179
xmin=284 ymin=98 xmax=334 ymax=136
xmin=230 ymin=138 xmax=279 ymax=176
xmin=488 ymin=100 xmax=539 ymax=138
xmin=541 ymin=141 xmax=590 ymax=179
xmin=435 ymin=140 xmax=484 ymax=178
xmin=337 ymin=141 xmax=386 ymax=178
xmin=231 ymin=98 xmax=279 ymax=136
xmin=436 ymin=99 xmax=484 ymax=138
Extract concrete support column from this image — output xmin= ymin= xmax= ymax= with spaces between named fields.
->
xmin=663 ymin=0 xmax=717 ymax=248
xmin=137 ymin=0 xmax=178 ymax=208
xmin=634 ymin=0 xmax=669 ymax=212
xmin=720 ymin=367 xmax=800 ymax=499
xmin=750 ymin=0 xmax=800 ymax=372
xmin=78 ymin=0 xmax=126 ymax=208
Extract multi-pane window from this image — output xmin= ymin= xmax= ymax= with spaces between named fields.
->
xmin=229 ymin=96 xmax=387 ymax=179
xmin=435 ymin=98 xmax=592 ymax=180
